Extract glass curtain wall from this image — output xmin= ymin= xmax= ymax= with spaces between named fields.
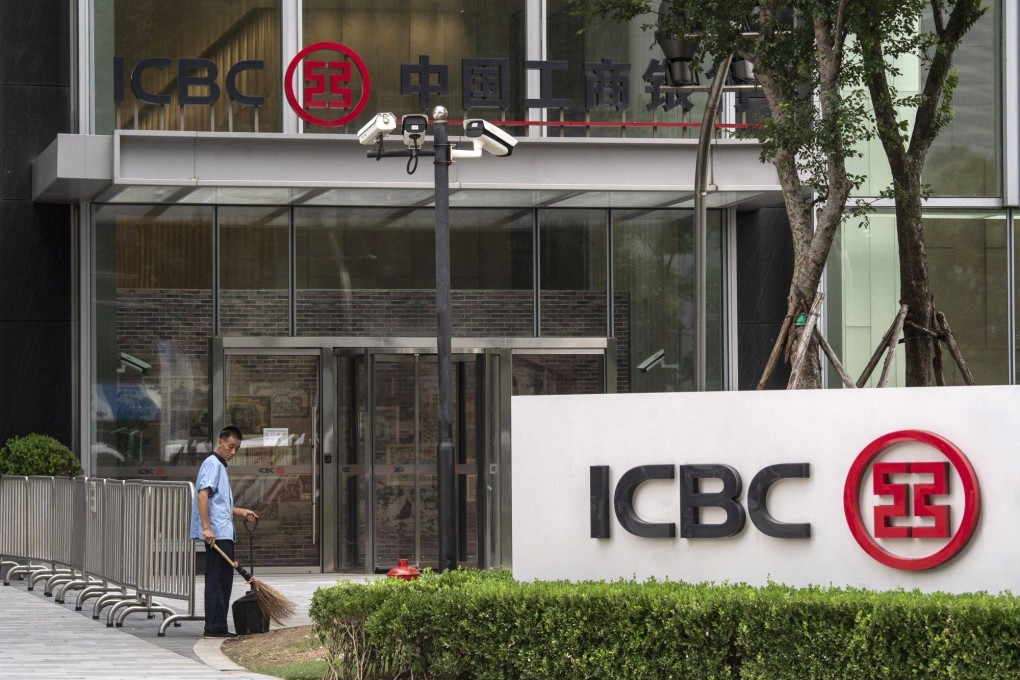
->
xmin=294 ymin=207 xmax=533 ymax=336
xmin=539 ymin=209 xmax=608 ymax=337
xmin=220 ymin=207 xmax=291 ymax=336
xmin=93 ymin=0 xmax=283 ymax=134
xmin=91 ymin=203 xmax=729 ymax=476
xmin=849 ymin=2 xmax=1001 ymax=197
xmin=612 ymin=209 xmax=725 ymax=392
xmin=93 ymin=205 xmax=214 ymax=474
xmin=546 ymin=0 xmax=703 ymax=139
xmin=827 ymin=212 xmax=1009 ymax=387
xmin=301 ymin=1 xmax=525 ymax=133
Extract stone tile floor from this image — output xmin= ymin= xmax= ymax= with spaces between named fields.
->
xmin=0 ymin=565 xmax=378 ymax=679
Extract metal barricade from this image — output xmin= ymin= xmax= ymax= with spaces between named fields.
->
xmin=112 ymin=481 xmax=202 ymax=634
xmin=91 ymin=479 xmax=133 ymax=619
xmin=49 ymin=477 xmax=90 ymax=600
xmin=105 ymin=480 xmax=151 ymax=626
xmin=3 ymin=474 xmax=207 ymax=636
xmin=7 ymin=477 xmax=59 ymax=588
xmin=75 ymin=478 xmax=123 ymax=610
xmin=0 ymin=476 xmax=29 ymax=581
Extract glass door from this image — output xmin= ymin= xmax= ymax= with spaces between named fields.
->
xmin=223 ymin=352 xmax=321 ymax=569
xmin=368 ymin=353 xmax=480 ymax=572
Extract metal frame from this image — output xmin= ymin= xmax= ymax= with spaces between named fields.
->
xmin=1004 ymin=0 xmax=1019 ymax=208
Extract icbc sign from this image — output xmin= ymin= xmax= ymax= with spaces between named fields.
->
xmin=284 ymin=42 xmax=371 ymax=127
xmin=843 ymin=430 xmax=981 ymax=571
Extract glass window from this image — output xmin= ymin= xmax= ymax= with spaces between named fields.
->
xmin=219 ymin=206 xmax=291 ymax=336
xmin=546 ymin=0 xmax=708 ymax=139
xmin=301 ymin=1 xmax=525 ymax=133
xmin=827 ymin=211 xmax=1008 ymax=387
xmin=93 ymin=205 xmax=214 ymax=474
xmin=848 ymin=3 xmax=1000 ymax=198
xmin=539 ymin=209 xmax=607 ymax=336
xmin=612 ymin=209 xmax=725 ymax=392
xmin=94 ymin=0 xmax=283 ymax=134
xmin=921 ymin=4 xmax=1000 ymax=197
xmin=513 ymin=354 xmax=606 ymax=395
xmin=294 ymin=207 xmax=533 ymax=336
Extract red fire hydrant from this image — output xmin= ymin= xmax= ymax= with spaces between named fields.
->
xmin=387 ymin=558 xmax=420 ymax=580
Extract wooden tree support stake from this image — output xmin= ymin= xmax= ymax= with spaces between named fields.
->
xmin=930 ymin=305 xmax=946 ymax=386
xmin=787 ymin=292 xmax=824 ymax=390
xmin=814 ymin=327 xmax=856 ymax=388
xmin=904 ymin=320 xmax=939 ymax=339
xmin=756 ymin=298 xmax=798 ymax=391
xmin=856 ymin=303 xmax=908 ymax=387
xmin=936 ymin=311 xmax=976 ymax=385
xmin=876 ymin=303 xmax=909 ymax=387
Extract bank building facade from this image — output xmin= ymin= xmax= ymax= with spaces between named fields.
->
xmin=1 ymin=1 xmax=1010 ymax=573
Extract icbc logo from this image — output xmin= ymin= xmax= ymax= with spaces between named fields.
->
xmin=843 ymin=430 xmax=981 ymax=571
xmin=285 ymin=42 xmax=371 ymax=127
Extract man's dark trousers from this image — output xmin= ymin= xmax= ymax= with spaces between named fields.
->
xmin=204 ymin=539 xmax=235 ymax=633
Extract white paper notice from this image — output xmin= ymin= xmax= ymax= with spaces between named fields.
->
xmin=263 ymin=428 xmax=289 ymax=446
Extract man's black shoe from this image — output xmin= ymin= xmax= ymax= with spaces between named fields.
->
xmin=204 ymin=629 xmax=238 ymax=638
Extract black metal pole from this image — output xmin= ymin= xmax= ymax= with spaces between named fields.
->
xmin=432 ymin=106 xmax=457 ymax=572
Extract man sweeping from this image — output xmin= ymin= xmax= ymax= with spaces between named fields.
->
xmin=191 ymin=425 xmax=259 ymax=638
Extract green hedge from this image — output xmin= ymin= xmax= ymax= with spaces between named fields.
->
xmin=310 ymin=571 xmax=1020 ymax=680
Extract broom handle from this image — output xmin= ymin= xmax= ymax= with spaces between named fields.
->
xmin=244 ymin=516 xmax=258 ymax=578
xmin=208 ymin=541 xmax=254 ymax=583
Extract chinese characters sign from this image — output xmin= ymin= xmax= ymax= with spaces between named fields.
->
xmin=116 ymin=44 xmax=699 ymax=123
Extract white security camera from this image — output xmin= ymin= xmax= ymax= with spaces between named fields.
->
xmin=118 ymin=352 xmax=152 ymax=375
xmin=401 ymin=114 xmax=429 ymax=148
xmin=637 ymin=349 xmax=666 ymax=373
xmin=463 ymin=119 xmax=517 ymax=156
xmin=356 ymin=112 xmax=396 ymax=146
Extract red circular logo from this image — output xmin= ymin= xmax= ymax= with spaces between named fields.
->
xmin=275 ymin=466 xmax=286 ymax=475
xmin=285 ymin=42 xmax=371 ymax=127
xmin=843 ymin=430 xmax=980 ymax=571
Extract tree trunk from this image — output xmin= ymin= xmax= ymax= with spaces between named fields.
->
xmin=895 ymin=173 xmax=934 ymax=386
xmin=785 ymin=269 xmax=824 ymax=389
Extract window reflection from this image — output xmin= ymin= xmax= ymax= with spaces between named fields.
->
xmin=921 ymin=5 xmax=1000 ymax=197
xmin=546 ymin=0 xmax=701 ymax=139
xmin=220 ymin=206 xmax=290 ymax=336
xmin=294 ymin=207 xmax=533 ymax=337
xmin=93 ymin=205 xmax=214 ymax=473
xmin=302 ymin=0 xmax=525 ymax=134
xmin=539 ymin=209 xmax=608 ymax=337
xmin=612 ymin=209 xmax=725 ymax=392
xmin=828 ymin=212 xmax=1008 ymax=387
xmin=94 ymin=0 xmax=282 ymax=134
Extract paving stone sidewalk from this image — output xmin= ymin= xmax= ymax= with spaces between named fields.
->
xmin=0 ymin=568 xmax=376 ymax=680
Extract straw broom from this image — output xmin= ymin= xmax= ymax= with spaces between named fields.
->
xmin=208 ymin=542 xmax=296 ymax=625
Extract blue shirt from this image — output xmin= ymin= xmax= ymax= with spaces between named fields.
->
xmin=190 ymin=454 xmax=235 ymax=542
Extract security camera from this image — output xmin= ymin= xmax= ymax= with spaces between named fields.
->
xmin=463 ymin=119 xmax=517 ymax=156
xmin=118 ymin=352 xmax=152 ymax=375
xmin=357 ymin=112 xmax=396 ymax=146
xmin=401 ymin=114 xmax=429 ymax=148
xmin=637 ymin=349 xmax=666 ymax=373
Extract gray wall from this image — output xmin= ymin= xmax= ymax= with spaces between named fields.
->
xmin=0 ymin=1 xmax=75 ymax=447
xmin=736 ymin=208 xmax=793 ymax=390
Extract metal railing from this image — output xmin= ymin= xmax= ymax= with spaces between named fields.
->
xmin=0 ymin=475 xmax=202 ymax=636
xmin=0 ymin=476 xmax=29 ymax=576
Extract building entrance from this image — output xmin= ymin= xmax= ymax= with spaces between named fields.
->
xmin=214 ymin=337 xmax=615 ymax=573
xmin=336 ymin=352 xmax=482 ymax=573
